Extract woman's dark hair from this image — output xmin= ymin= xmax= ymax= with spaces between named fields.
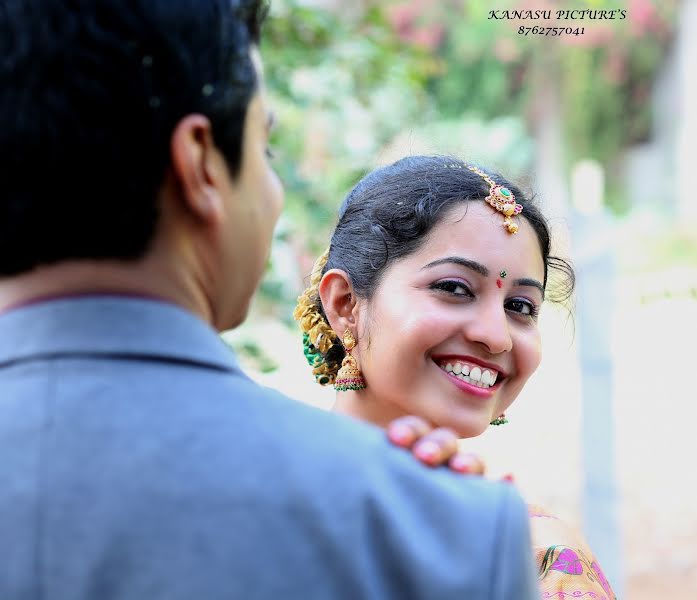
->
xmin=326 ymin=155 xmax=574 ymax=302
xmin=297 ymin=155 xmax=575 ymax=383
xmin=0 ymin=0 xmax=268 ymax=276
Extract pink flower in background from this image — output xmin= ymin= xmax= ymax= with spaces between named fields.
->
xmin=386 ymin=0 xmax=445 ymax=50
xmin=388 ymin=2 xmax=420 ymax=36
xmin=408 ymin=26 xmax=445 ymax=51
xmin=629 ymin=0 xmax=657 ymax=35
xmin=603 ymin=46 xmax=627 ymax=84
xmin=494 ymin=38 xmax=520 ymax=63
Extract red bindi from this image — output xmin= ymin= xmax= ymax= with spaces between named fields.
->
xmin=496 ymin=279 xmax=502 ymax=288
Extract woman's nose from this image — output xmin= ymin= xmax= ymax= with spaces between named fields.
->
xmin=462 ymin=302 xmax=513 ymax=355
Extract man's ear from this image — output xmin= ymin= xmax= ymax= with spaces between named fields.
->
xmin=318 ymin=269 xmax=358 ymax=335
xmin=170 ymin=114 xmax=226 ymax=224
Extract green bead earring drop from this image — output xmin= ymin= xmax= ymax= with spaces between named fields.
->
xmin=490 ymin=414 xmax=508 ymax=426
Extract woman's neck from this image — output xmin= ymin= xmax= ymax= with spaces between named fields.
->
xmin=332 ymin=391 xmax=407 ymax=429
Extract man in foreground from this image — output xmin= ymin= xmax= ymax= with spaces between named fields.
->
xmin=0 ymin=1 xmax=538 ymax=597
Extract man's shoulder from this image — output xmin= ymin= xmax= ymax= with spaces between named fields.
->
xmin=0 ymin=331 xmax=537 ymax=598
xmin=132 ymin=364 xmax=513 ymax=510
xmin=202 ymin=372 xmax=524 ymax=519
xmin=189 ymin=374 xmax=532 ymax=571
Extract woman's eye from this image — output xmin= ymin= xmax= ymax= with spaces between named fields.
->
xmin=505 ymin=298 xmax=538 ymax=318
xmin=265 ymin=147 xmax=275 ymax=160
xmin=430 ymin=280 xmax=472 ymax=297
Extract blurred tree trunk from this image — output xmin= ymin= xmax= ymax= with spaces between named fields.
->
xmin=675 ymin=0 xmax=697 ymax=220
xmin=529 ymin=44 xmax=625 ymax=596
xmin=529 ymin=49 xmax=570 ymax=231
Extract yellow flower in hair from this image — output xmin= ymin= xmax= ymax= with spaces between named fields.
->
xmin=294 ymin=248 xmax=343 ymax=385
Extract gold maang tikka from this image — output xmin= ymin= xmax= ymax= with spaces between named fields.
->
xmin=466 ymin=165 xmax=523 ymax=234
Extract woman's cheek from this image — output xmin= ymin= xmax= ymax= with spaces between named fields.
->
xmin=404 ymin=307 xmax=461 ymax=347
xmin=524 ymin=333 xmax=543 ymax=375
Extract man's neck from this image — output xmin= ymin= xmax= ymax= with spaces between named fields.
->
xmin=0 ymin=258 xmax=211 ymax=323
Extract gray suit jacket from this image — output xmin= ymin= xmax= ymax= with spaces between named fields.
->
xmin=0 ymin=296 xmax=538 ymax=599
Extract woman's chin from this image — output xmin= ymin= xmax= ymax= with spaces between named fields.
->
xmin=447 ymin=414 xmax=491 ymax=439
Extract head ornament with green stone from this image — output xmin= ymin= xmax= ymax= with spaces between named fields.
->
xmin=466 ymin=165 xmax=524 ymax=234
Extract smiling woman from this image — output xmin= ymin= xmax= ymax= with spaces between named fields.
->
xmin=294 ymin=155 xmax=570 ymax=436
xmin=321 ymin=198 xmax=546 ymax=437
xmin=294 ymin=155 xmax=616 ymax=599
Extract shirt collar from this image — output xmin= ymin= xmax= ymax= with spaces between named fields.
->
xmin=0 ymin=295 xmax=240 ymax=373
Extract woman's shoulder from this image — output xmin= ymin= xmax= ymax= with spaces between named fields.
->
xmin=528 ymin=503 xmax=584 ymax=548
xmin=527 ymin=503 xmax=616 ymax=600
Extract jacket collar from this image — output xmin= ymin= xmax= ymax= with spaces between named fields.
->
xmin=0 ymin=295 xmax=240 ymax=373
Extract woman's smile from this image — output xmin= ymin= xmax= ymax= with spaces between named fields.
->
xmin=432 ymin=354 xmax=507 ymax=389
xmin=432 ymin=356 xmax=506 ymax=397
xmin=326 ymin=201 xmax=545 ymax=437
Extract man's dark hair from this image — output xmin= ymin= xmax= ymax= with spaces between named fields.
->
xmin=0 ymin=0 xmax=267 ymax=275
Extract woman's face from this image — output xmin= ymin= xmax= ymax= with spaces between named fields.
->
xmin=353 ymin=201 xmax=545 ymax=438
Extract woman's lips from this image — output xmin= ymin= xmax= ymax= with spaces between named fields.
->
xmin=435 ymin=363 xmax=499 ymax=398
xmin=431 ymin=354 xmax=509 ymax=399
xmin=432 ymin=356 xmax=506 ymax=386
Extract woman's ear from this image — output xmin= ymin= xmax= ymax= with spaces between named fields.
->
xmin=318 ymin=269 xmax=358 ymax=335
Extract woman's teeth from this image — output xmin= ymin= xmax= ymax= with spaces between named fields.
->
xmin=439 ymin=362 xmax=498 ymax=389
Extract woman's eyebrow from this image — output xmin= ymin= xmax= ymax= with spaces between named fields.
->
xmin=512 ymin=277 xmax=545 ymax=297
xmin=422 ymin=257 xmax=545 ymax=297
xmin=421 ymin=256 xmax=489 ymax=277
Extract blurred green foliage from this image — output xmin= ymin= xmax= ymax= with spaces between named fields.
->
xmin=438 ymin=0 xmax=676 ymax=163
xmin=262 ymin=0 xmax=438 ymax=252
xmin=256 ymin=0 xmax=677 ymax=311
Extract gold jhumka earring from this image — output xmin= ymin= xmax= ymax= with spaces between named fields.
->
xmin=334 ymin=329 xmax=366 ymax=392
